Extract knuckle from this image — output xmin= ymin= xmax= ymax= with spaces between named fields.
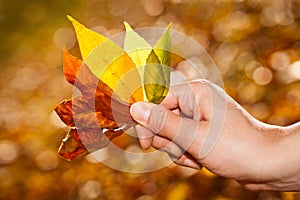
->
xmin=148 ymin=105 xmax=168 ymax=133
xmin=192 ymin=79 xmax=211 ymax=98
xmin=192 ymin=79 xmax=210 ymax=88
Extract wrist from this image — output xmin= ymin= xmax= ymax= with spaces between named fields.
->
xmin=275 ymin=123 xmax=300 ymax=190
xmin=260 ymin=123 xmax=300 ymax=191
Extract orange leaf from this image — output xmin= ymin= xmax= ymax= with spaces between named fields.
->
xmin=62 ymin=49 xmax=134 ymax=123
xmin=58 ymin=129 xmax=88 ymax=161
xmin=56 ymin=49 xmax=135 ymax=160
xmin=54 ymin=97 xmax=121 ymax=129
xmin=58 ymin=128 xmax=123 ymax=161
xmin=63 ymin=48 xmax=113 ymax=97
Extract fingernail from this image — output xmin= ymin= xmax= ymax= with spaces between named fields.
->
xmin=130 ymin=102 xmax=152 ymax=125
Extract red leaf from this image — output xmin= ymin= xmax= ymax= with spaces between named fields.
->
xmin=58 ymin=127 xmax=124 ymax=161
xmin=55 ymin=49 xmax=135 ymax=161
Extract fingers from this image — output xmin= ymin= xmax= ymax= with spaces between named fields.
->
xmin=151 ymin=135 xmax=202 ymax=169
xmin=135 ymin=125 xmax=153 ymax=150
xmin=159 ymin=88 xmax=179 ymax=110
xmin=160 ymin=80 xmax=213 ymax=120
xmin=160 ymin=84 xmax=195 ymax=118
xmin=134 ymin=125 xmax=201 ymax=169
xmin=130 ymin=102 xmax=200 ymax=151
xmin=240 ymin=182 xmax=274 ymax=191
xmin=173 ymin=152 xmax=202 ymax=170
xmin=151 ymin=135 xmax=183 ymax=158
xmin=131 ymin=95 xmax=204 ymax=170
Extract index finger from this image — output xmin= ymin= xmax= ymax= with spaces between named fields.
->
xmin=160 ymin=83 xmax=195 ymax=118
xmin=159 ymin=88 xmax=178 ymax=110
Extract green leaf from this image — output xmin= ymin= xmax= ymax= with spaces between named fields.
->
xmin=143 ymin=23 xmax=172 ymax=104
xmin=144 ymin=50 xmax=170 ymax=104
xmin=153 ymin=22 xmax=172 ymax=67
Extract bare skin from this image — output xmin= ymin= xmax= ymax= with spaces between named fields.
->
xmin=130 ymin=79 xmax=300 ymax=191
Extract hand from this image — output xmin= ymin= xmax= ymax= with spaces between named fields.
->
xmin=130 ymin=79 xmax=300 ymax=191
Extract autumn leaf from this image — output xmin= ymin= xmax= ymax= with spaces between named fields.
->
xmin=69 ymin=16 xmax=143 ymax=103
xmin=87 ymin=49 xmax=144 ymax=103
xmin=55 ymin=49 xmax=133 ymax=160
xmin=67 ymin=15 xmax=107 ymax=60
xmin=153 ymin=23 xmax=172 ymax=66
xmin=124 ymin=22 xmax=172 ymax=104
xmin=58 ymin=128 xmax=123 ymax=161
xmin=123 ymin=22 xmax=153 ymax=101
xmin=144 ymin=50 xmax=170 ymax=104
xmin=123 ymin=22 xmax=152 ymax=82
xmin=144 ymin=23 xmax=172 ymax=104
xmin=62 ymin=48 xmax=112 ymax=98
xmin=55 ymin=17 xmax=172 ymax=161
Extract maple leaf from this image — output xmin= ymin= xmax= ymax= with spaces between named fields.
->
xmin=68 ymin=16 xmax=143 ymax=103
xmin=55 ymin=49 xmax=133 ymax=160
xmin=55 ymin=17 xmax=172 ymax=161
xmin=58 ymin=128 xmax=123 ymax=161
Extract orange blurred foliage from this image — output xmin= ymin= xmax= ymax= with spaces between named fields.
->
xmin=1 ymin=0 xmax=300 ymax=199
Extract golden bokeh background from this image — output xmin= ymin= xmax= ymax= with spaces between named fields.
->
xmin=1 ymin=0 xmax=300 ymax=199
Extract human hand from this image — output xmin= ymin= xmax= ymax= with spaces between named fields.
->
xmin=130 ymin=79 xmax=300 ymax=191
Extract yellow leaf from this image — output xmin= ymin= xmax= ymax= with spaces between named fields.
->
xmin=124 ymin=22 xmax=152 ymax=101
xmin=67 ymin=15 xmax=107 ymax=60
xmin=124 ymin=22 xmax=152 ymax=73
xmin=68 ymin=16 xmax=144 ymax=103
xmin=82 ymin=31 xmax=143 ymax=103
xmin=100 ymin=51 xmax=144 ymax=103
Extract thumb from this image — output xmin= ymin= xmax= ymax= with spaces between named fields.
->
xmin=130 ymin=102 xmax=168 ymax=134
xmin=130 ymin=102 xmax=199 ymax=151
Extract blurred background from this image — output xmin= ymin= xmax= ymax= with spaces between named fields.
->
xmin=1 ymin=0 xmax=300 ymax=199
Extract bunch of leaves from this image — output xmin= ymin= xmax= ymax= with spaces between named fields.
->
xmin=55 ymin=16 xmax=172 ymax=161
